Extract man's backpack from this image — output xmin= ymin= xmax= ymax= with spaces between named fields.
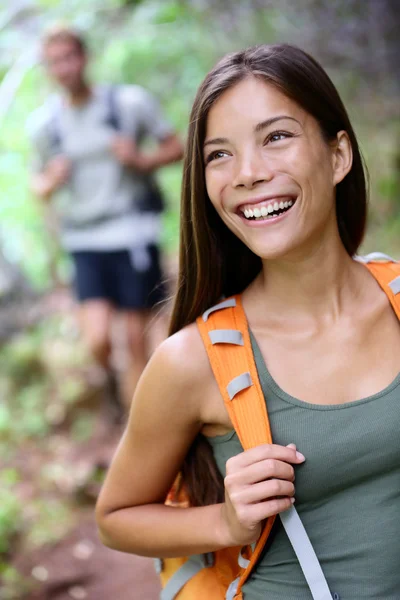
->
xmin=48 ymin=85 xmax=165 ymax=214
xmin=156 ymin=254 xmax=400 ymax=600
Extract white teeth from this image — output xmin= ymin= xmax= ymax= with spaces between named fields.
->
xmin=243 ymin=199 xmax=295 ymax=220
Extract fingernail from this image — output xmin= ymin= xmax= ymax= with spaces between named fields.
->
xmin=296 ymin=451 xmax=305 ymax=461
xmin=290 ymin=498 xmax=295 ymax=504
xmin=287 ymin=443 xmax=296 ymax=449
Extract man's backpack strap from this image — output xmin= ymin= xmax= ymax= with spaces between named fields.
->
xmin=48 ymin=98 xmax=63 ymax=154
xmin=102 ymin=85 xmax=121 ymax=131
xmin=196 ymin=296 xmax=333 ymax=600
xmin=48 ymin=85 xmax=121 ymax=154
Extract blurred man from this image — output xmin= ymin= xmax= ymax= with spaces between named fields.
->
xmin=28 ymin=27 xmax=183 ymax=419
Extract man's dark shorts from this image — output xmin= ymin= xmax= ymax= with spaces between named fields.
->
xmin=71 ymin=245 xmax=166 ymax=310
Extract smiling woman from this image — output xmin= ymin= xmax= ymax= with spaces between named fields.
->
xmin=203 ymin=77 xmax=354 ymax=262
xmin=95 ymin=44 xmax=400 ymax=600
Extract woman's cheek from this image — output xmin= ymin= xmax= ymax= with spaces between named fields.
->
xmin=206 ymin=173 xmax=225 ymax=208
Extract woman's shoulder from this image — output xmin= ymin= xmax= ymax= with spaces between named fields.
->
xmin=143 ymin=321 xmax=215 ymax=402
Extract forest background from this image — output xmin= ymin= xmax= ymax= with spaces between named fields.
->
xmin=0 ymin=0 xmax=399 ymax=598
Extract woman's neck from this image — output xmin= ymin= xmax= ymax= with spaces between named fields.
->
xmin=248 ymin=238 xmax=368 ymax=326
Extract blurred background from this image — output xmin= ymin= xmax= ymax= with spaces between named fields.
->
xmin=0 ymin=1 xmax=399 ymax=599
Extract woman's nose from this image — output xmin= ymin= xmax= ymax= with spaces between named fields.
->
xmin=232 ymin=151 xmax=274 ymax=189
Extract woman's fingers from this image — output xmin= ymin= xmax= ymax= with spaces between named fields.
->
xmin=221 ymin=443 xmax=304 ymax=545
xmin=236 ymin=496 xmax=295 ymax=527
xmin=226 ymin=443 xmax=305 ymax=471
xmin=229 ymin=478 xmax=295 ymax=506
xmin=226 ymin=457 xmax=295 ymax=486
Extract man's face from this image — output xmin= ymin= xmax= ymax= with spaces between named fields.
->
xmin=43 ymin=40 xmax=86 ymax=93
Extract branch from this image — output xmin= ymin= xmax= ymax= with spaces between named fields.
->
xmin=0 ymin=46 xmax=39 ymax=128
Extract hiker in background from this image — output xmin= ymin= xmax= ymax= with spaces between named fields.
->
xmin=27 ymin=27 xmax=183 ymax=420
xmin=96 ymin=44 xmax=400 ymax=599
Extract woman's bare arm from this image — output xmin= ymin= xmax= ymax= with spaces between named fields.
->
xmin=95 ymin=324 xmax=231 ymax=557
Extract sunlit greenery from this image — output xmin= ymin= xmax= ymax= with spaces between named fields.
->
xmin=1 ymin=0 xmax=398 ymax=289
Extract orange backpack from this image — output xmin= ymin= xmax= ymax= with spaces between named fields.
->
xmin=156 ymin=254 xmax=400 ymax=600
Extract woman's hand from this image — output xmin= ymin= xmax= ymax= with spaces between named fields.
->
xmin=220 ymin=443 xmax=305 ymax=546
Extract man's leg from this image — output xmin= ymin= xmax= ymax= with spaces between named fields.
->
xmin=78 ymin=299 xmax=113 ymax=369
xmin=112 ymin=245 xmax=169 ymax=408
xmin=78 ymin=299 xmax=125 ymax=422
xmin=71 ymin=250 xmax=126 ymax=422
xmin=120 ymin=309 xmax=152 ymax=407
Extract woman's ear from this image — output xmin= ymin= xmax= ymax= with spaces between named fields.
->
xmin=332 ymin=130 xmax=353 ymax=185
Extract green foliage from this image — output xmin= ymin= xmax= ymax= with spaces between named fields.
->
xmin=70 ymin=410 xmax=95 ymax=442
xmin=0 ymin=0 xmax=399 ymax=281
xmin=0 ymin=313 xmax=92 ymax=455
xmin=0 ymin=310 xmax=95 ymax=570
xmin=0 ymin=472 xmax=30 ymax=599
xmin=378 ymin=173 xmax=400 ymax=207
xmin=0 ymin=471 xmax=23 ymax=555
xmin=27 ymin=497 xmax=75 ymax=548
xmin=0 ymin=564 xmax=32 ymax=600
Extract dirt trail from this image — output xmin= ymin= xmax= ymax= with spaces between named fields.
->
xmin=18 ymin=517 xmax=161 ymax=600
xmin=15 ymin=415 xmax=163 ymax=600
xmin=6 ymin=287 xmax=173 ymax=599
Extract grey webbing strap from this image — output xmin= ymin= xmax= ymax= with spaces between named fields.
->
xmin=356 ymin=252 xmax=397 ymax=263
xmin=228 ymin=512 xmax=334 ymax=600
xmin=389 ymin=276 xmax=400 ymax=295
xmin=226 ymin=576 xmax=240 ymax=600
xmin=202 ymin=298 xmax=236 ymax=321
xmin=160 ymin=554 xmax=208 ymax=600
xmin=209 ymin=329 xmax=244 ymax=346
xmin=227 ymin=372 xmax=252 ymax=400
xmin=237 ymin=548 xmax=250 ymax=569
xmin=280 ymin=507 xmax=333 ymax=599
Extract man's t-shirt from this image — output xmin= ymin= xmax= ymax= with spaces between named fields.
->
xmin=27 ymin=84 xmax=173 ymax=252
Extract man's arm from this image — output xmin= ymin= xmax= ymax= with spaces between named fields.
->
xmin=111 ymin=133 xmax=183 ymax=173
xmin=111 ymin=86 xmax=184 ymax=174
xmin=30 ymin=155 xmax=71 ymax=201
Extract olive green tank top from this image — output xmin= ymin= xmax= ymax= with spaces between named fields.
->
xmin=207 ymin=332 xmax=400 ymax=599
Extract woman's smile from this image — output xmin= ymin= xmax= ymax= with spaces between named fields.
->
xmin=237 ymin=195 xmax=297 ymax=225
xmin=204 ymin=76 xmax=348 ymax=260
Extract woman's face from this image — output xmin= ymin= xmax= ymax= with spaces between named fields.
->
xmin=204 ymin=76 xmax=352 ymax=261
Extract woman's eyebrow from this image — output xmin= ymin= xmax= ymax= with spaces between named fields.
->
xmin=203 ymin=136 xmax=229 ymax=149
xmin=254 ymin=115 xmax=301 ymax=133
xmin=204 ymin=115 xmax=301 ymax=148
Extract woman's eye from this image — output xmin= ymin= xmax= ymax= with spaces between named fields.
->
xmin=266 ymin=131 xmax=292 ymax=144
xmin=206 ymin=150 xmax=228 ymax=163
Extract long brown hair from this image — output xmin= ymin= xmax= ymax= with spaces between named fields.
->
xmin=170 ymin=44 xmax=368 ymax=506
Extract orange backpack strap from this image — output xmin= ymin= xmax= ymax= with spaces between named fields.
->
xmin=198 ymin=295 xmax=273 ymax=448
xmin=359 ymin=253 xmax=400 ymax=319
xmin=197 ymin=295 xmax=276 ymax=595
xmin=197 ymin=296 xmax=334 ymax=600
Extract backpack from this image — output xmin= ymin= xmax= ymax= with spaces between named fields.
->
xmin=156 ymin=253 xmax=400 ymax=600
xmin=48 ymin=85 xmax=165 ymax=214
